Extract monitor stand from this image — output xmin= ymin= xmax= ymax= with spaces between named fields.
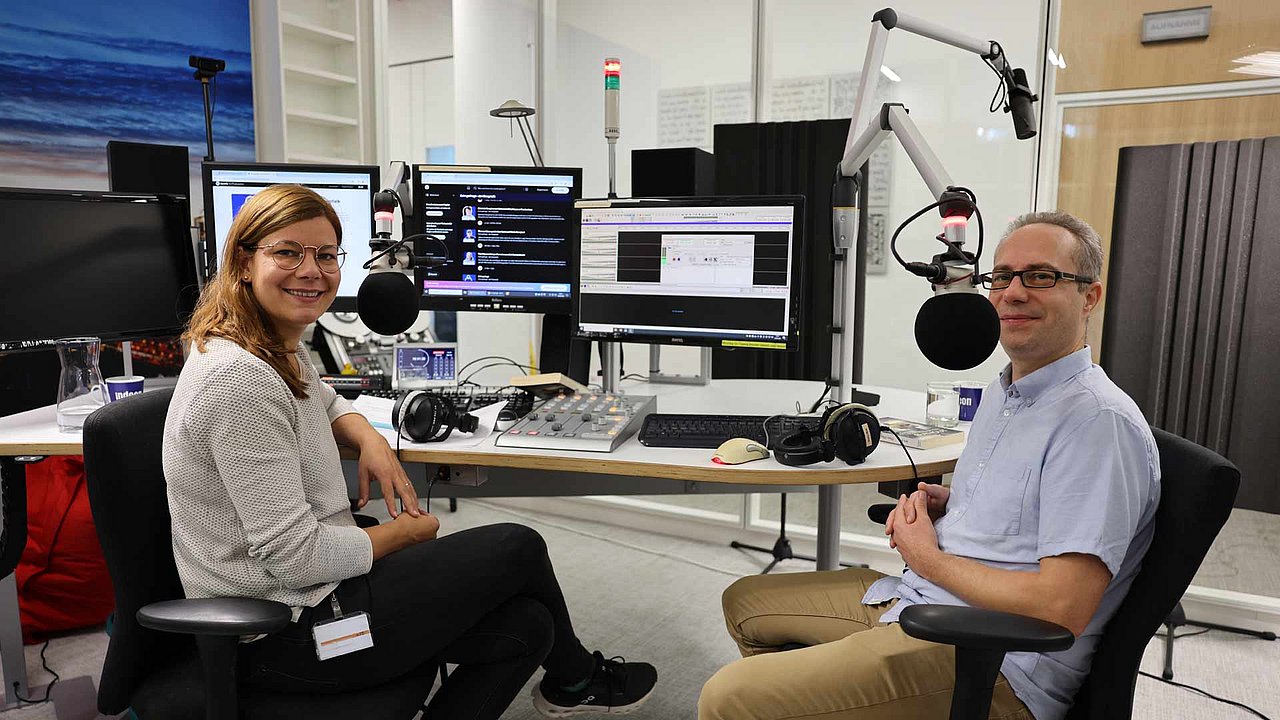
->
xmin=648 ymin=346 xmax=711 ymax=386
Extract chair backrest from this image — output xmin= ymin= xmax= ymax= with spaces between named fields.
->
xmin=83 ymin=388 xmax=189 ymax=714
xmin=1066 ymin=428 xmax=1240 ymax=719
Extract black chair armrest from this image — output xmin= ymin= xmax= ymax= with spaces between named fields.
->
xmin=867 ymin=503 xmax=894 ymax=525
xmin=899 ymin=604 xmax=1074 ymax=653
xmin=138 ymin=598 xmax=293 ymax=637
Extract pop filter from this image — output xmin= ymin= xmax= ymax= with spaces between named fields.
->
xmin=914 ymin=291 xmax=1000 ymax=371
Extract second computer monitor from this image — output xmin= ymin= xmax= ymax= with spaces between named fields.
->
xmin=412 ymin=164 xmax=582 ymax=314
xmin=202 ymin=162 xmax=378 ymax=311
xmin=574 ymin=196 xmax=805 ymax=351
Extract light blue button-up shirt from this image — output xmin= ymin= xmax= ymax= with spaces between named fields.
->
xmin=863 ymin=347 xmax=1160 ymax=720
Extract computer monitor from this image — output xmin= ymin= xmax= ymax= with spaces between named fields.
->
xmin=0 ymin=188 xmax=199 ymax=352
xmin=393 ymin=342 xmax=458 ymax=389
xmin=572 ymin=196 xmax=806 ymax=351
xmin=202 ymin=162 xmax=377 ymax=312
xmin=411 ymin=164 xmax=582 ymax=314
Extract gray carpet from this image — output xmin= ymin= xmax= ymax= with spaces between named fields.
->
xmin=2 ymin=499 xmax=1276 ymax=719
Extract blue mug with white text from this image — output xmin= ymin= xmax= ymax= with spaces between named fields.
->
xmin=956 ymin=381 xmax=984 ymax=422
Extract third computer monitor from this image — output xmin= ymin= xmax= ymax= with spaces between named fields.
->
xmin=412 ymin=164 xmax=582 ymax=314
xmin=573 ymin=196 xmax=805 ymax=351
xmin=202 ymin=162 xmax=378 ymax=312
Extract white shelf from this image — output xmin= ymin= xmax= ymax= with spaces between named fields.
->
xmin=288 ymin=152 xmax=360 ymax=164
xmin=284 ymin=64 xmax=357 ymax=86
xmin=281 ymin=13 xmax=355 ymax=44
xmin=287 ymin=109 xmax=360 ymax=127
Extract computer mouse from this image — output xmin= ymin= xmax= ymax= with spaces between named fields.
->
xmin=712 ymin=437 xmax=770 ymax=465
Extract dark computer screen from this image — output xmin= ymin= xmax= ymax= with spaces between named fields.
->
xmin=573 ymin=196 xmax=805 ymax=351
xmin=202 ymin=162 xmax=377 ymax=312
xmin=412 ymin=164 xmax=582 ymax=314
xmin=0 ymin=188 xmax=199 ymax=352
xmin=107 ymin=141 xmax=191 ymax=196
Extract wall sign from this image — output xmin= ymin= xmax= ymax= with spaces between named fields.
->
xmin=1141 ymin=6 xmax=1212 ymax=43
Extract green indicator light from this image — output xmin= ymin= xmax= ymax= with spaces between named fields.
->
xmin=605 ymin=75 xmax=620 ymax=90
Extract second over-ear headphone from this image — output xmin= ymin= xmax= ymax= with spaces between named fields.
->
xmin=774 ymin=403 xmax=881 ymax=467
xmin=392 ymin=391 xmax=480 ymax=443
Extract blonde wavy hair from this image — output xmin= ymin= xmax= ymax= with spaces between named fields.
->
xmin=184 ymin=184 xmax=342 ymax=399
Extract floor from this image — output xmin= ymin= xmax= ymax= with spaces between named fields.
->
xmin=1 ymin=498 xmax=1276 ymax=719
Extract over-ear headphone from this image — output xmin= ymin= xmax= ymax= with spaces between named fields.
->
xmin=392 ymin=391 xmax=480 ymax=443
xmin=774 ymin=403 xmax=880 ymax=467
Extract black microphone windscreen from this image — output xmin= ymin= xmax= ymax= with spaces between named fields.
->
xmin=357 ymin=271 xmax=419 ymax=336
xmin=914 ymin=292 xmax=1000 ymax=371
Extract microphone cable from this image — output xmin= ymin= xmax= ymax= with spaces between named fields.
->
xmin=888 ymin=188 xmax=985 ymax=279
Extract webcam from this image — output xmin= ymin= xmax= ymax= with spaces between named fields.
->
xmin=189 ymin=55 xmax=226 ymax=79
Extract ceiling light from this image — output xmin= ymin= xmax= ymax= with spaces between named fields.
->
xmin=880 ymin=65 xmax=901 ymax=82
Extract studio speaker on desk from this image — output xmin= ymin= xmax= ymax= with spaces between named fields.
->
xmin=631 ymin=147 xmax=715 ymax=197
xmin=539 ymin=315 xmax=590 ymax=386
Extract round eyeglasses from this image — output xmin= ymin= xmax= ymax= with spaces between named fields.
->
xmin=250 ymin=241 xmax=346 ymax=273
xmin=978 ymin=268 xmax=1095 ymax=290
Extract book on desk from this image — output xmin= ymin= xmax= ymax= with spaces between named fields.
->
xmin=879 ymin=417 xmax=965 ymax=449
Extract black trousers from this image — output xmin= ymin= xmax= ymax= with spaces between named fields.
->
xmin=239 ymin=523 xmax=595 ymax=720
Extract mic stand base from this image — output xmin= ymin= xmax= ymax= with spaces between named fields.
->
xmin=730 ymin=494 xmax=865 ymax=575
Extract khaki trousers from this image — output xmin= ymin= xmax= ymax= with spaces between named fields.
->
xmin=698 ymin=568 xmax=1034 ymax=720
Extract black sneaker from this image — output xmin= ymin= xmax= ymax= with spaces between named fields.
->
xmin=532 ymin=651 xmax=657 ymax=716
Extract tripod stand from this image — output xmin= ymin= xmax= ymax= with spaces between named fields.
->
xmin=731 ymin=493 xmax=862 ymax=574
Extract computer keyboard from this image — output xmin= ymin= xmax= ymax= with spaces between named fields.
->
xmin=638 ymin=413 xmax=823 ymax=450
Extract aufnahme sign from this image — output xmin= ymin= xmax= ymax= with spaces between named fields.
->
xmin=1142 ymin=6 xmax=1212 ymax=43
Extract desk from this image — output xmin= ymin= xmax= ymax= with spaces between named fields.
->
xmin=0 ymin=379 xmax=962 ymax=708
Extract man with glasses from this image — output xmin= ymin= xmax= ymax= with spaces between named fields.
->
xmin=700 ymin=212 xmax=1160 ymax=720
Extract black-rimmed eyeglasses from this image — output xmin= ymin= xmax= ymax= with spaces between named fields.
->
xmin=249 ymin=241 xmax=346 ymax=273
xmin=978 ymin=269 xmax=1095 ymax=290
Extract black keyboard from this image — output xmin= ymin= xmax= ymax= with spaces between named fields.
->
xmin=638 ymin=413 xmax=824 ymax=450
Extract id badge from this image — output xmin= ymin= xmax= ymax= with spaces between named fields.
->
xmin=312 ymin=611 xmax=373 ymax=661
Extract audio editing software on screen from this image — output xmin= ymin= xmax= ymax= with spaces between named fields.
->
xmin=576 ymin=204 xmax=798 ymax=349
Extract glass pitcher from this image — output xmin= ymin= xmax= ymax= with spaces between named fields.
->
xmin=56 ymin=336 xmax=106 ymax=432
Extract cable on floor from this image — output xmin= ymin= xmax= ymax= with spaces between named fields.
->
xmin=465 ymin=499 xmax=746 ymax=578
xmin=1138 ymin=669 xmax=1271 ymax=719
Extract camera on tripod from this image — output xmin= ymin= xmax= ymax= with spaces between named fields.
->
xmin=188 ymin=55 xmax=225 ymax=79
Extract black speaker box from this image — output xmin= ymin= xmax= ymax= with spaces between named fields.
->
xmin=631 ymin=147 xmax=715 ymax=197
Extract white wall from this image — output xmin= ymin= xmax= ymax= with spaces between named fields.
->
xmin=450 ymin=0 xmax=545 ymax=384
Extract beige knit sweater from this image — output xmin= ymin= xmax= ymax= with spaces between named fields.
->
xmin=162 ymin=338 xmax=373 ymax=612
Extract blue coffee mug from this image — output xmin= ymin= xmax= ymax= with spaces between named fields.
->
xmin=956 ymin=382 xmax=984 ymax=422
xmin=105 ymin=375 xmax=145 ymax=402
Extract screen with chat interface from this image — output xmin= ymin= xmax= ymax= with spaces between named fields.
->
xmin=412 ymin=165 xmax=581 ymax=314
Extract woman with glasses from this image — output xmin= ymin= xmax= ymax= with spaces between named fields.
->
xmin=164 ymin=185 xmax=656 ymax=719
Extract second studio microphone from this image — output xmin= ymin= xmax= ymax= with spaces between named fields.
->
xmin=357 ymin=190 xmax=427 ymax=336
xmin=906 ymin=256 xmax=1000 ymax=371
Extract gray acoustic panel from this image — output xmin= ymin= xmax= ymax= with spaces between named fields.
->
xmin=1185 ymin=141 xmax=1238 ymax=446
xmin=1106 ymin=135 xmax=1279 ymax=515
xmin=1103 ymin=143 xmax=1190 ymax=420
xmin=1206 ymin=138 xmax=1264 ymax=455
xmin=1165 ymin=142 xmax=1215 ymax=438
xmin=1227 ymin=136 xmax=1280 ymax=514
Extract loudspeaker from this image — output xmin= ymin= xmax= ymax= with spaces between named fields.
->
xmin=538 ymin=314 xmax=591 ymax=385
xmin=107 ymin=141 xmax=190 ymax=196
xmin=392 ymin=391 xmax=480 ymax=443
xmin=631 ymin=147 xmax=715 ymax=197
xmin=774 ymin=403 xmax=880 ymax=467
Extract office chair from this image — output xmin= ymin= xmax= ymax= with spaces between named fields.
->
xmin=83 ymin=388 xmax=439 ymax=720
xmin=872 ymin=428 xmax=1240 ymax=720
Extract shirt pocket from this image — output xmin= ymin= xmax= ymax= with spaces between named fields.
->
xmin=970 ymin=465 xmax=1032 ymax=536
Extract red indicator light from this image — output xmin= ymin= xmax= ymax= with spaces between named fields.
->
xmin=941 ymin=215 xmax=969 ymax=227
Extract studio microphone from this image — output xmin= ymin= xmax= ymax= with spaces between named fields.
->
xmin=1004 ymin=66 xmax=1038 ymax=140
xmin=357 ymin=190 xmax=420 ymax=336
xmin=904 ymin=214 xmax=1000 ymax=371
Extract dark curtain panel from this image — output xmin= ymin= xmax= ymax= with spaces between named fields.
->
xmin=711 ymin=119 xmax=866 ymax=383
xmin=1104 ymin=136 xmax=1280 ymax=514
